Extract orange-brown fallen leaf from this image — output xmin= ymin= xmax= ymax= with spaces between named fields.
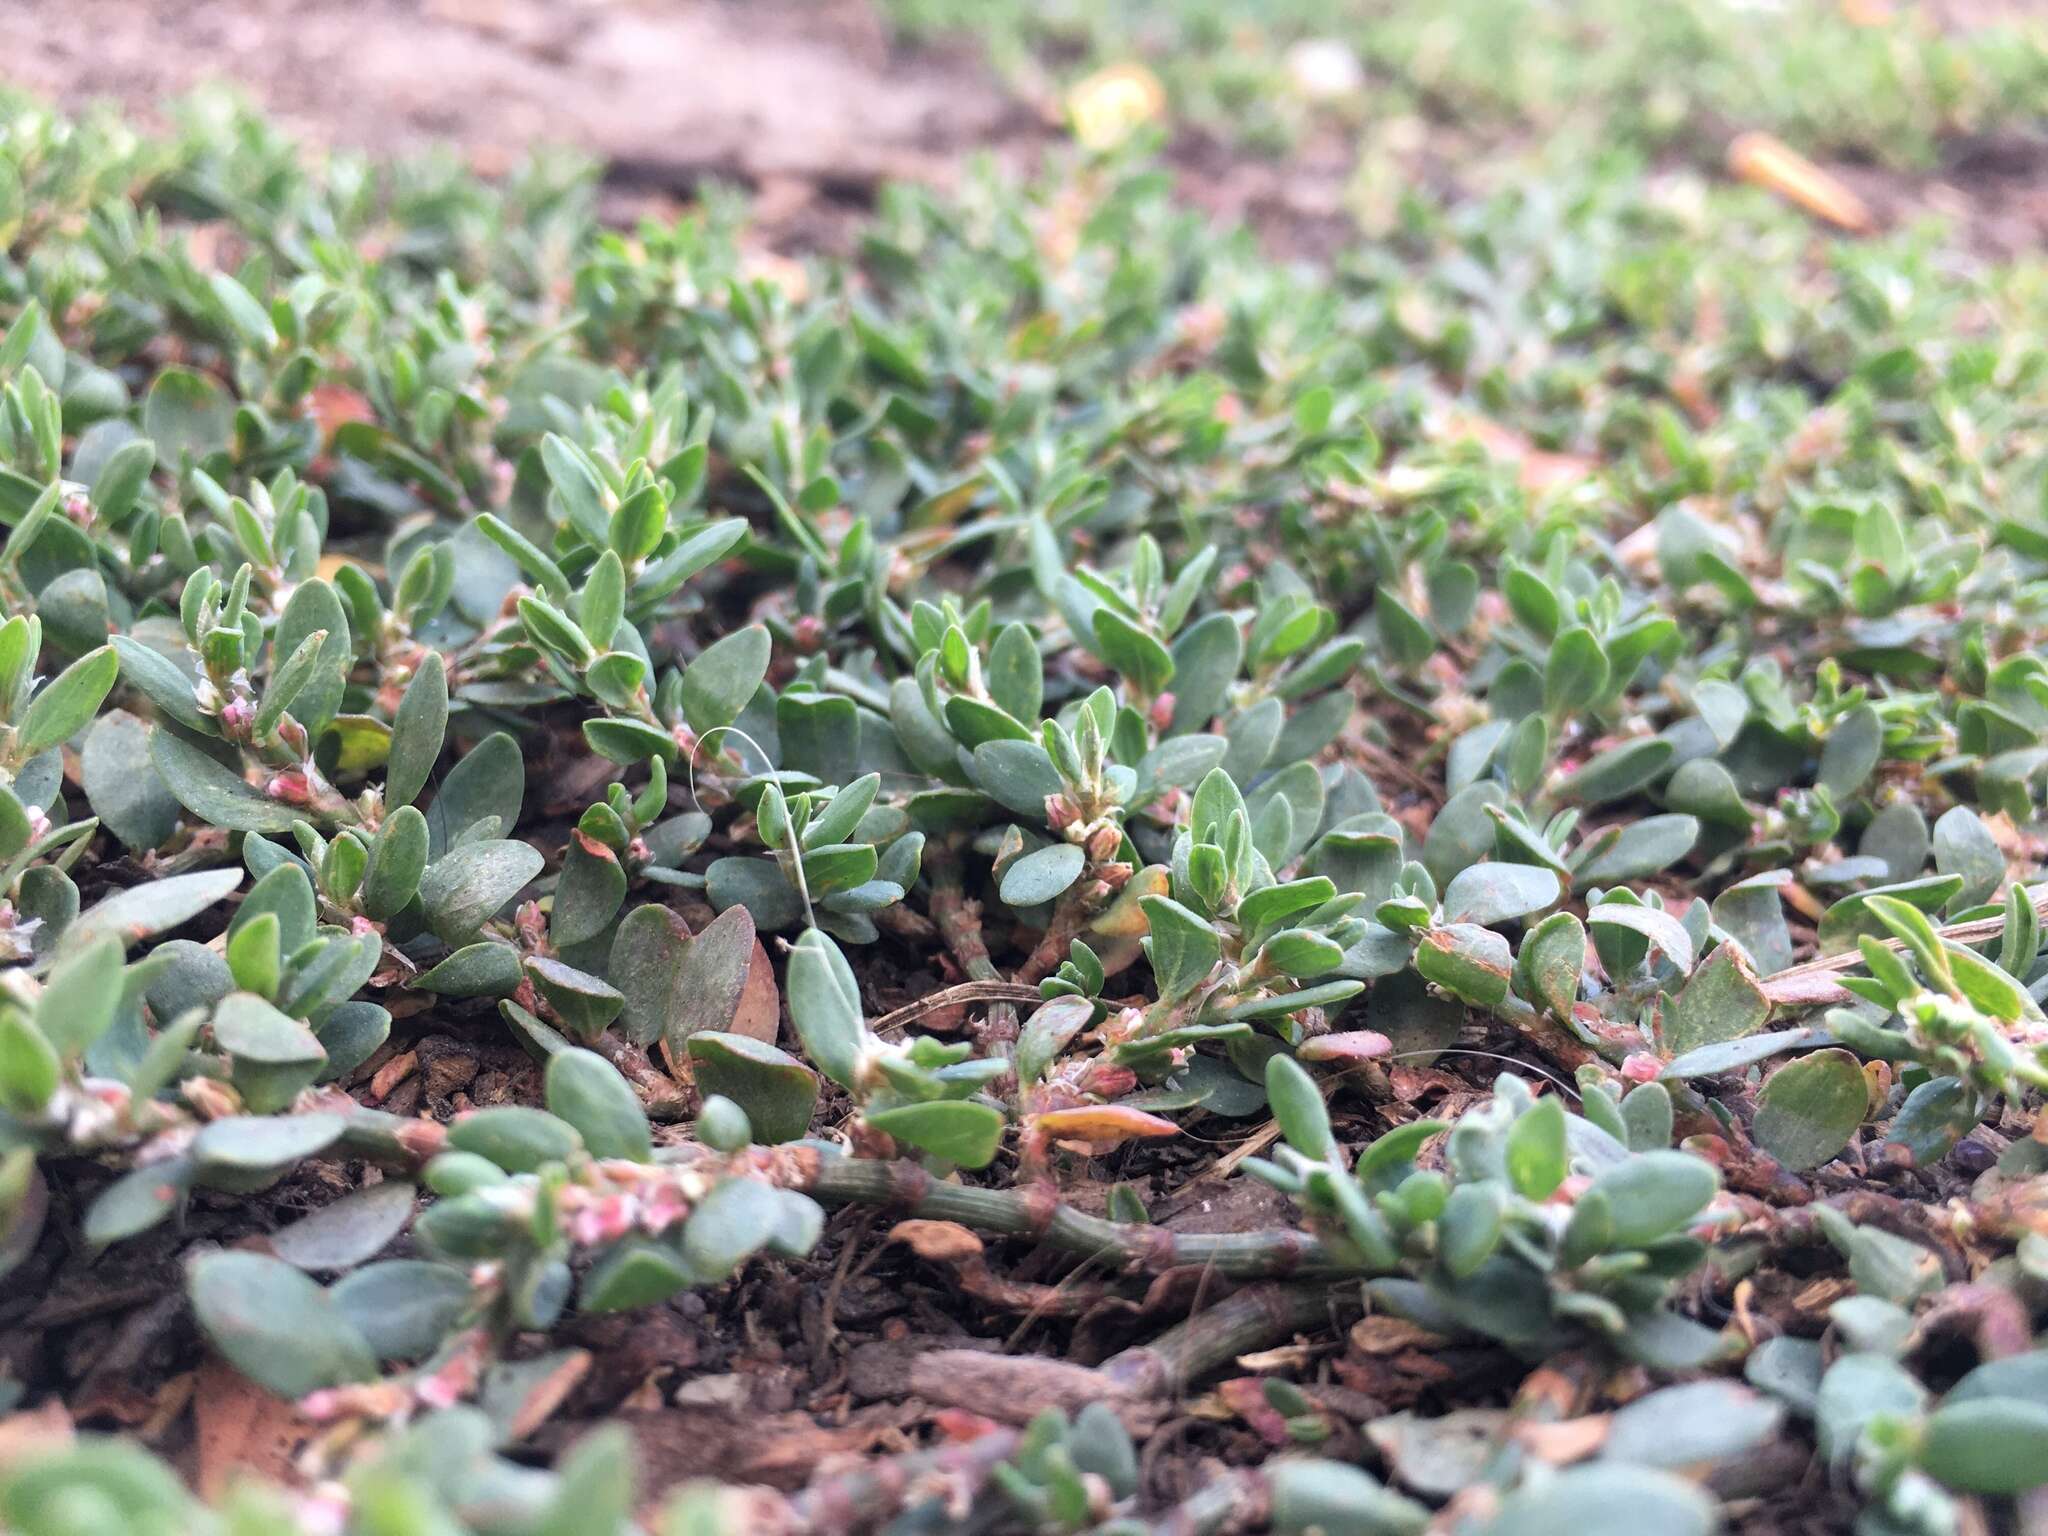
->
xmin=887 ymin=1219 xmax=985 ymax=1264
xmin=368 ymin=1049 xmax=419 ymax=1103
xmin=1349 ymin=1315 xmax=1451 ymax=1357
xmin=886 ymin=1218 xmax=1132 ymax=1318
xmin=1438 ymin=411 xmax=1598 ymax=494
xmin=501 ymin=1350 xmax=591 ymax=1442
xmin=1728 ymin=132 xmax=1873 ymax=233
xmin=1034 ymin=1103 xmax=1181 ymax=1154
xmin=1515 ymin=1413 xmax=1611 ymax=1465
xmin=193 ymin=1361 xmax=299 ymax=1500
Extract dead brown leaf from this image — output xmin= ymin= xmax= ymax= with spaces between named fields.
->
xmin=193 ymin=1360 xmax=300 ymax=1500
xmin=503 ymin=1350 xmax=591 ymax=1442
xmin=1349 ymin=1315 xmax=1451 ymax=1356
xmin=888 ymin=1220 xmax=986 ymax=1264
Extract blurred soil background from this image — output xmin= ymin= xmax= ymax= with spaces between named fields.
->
xmin=13 ymin=0 xmax=2048 ymax=261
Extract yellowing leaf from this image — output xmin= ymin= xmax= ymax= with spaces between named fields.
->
xmin=1066 ymin=63 xmax=1166 ymax=151
xmin=327 ymin=714 xmax=393 ymax=775
xmin=1090 ymin=864 xmax=1168 ymax=938
xmin=1034 ymin=1104 xmax=1180 ymax=1151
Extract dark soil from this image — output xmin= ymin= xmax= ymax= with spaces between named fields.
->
xmin=0 ymin=7 xmax=2035 ymax=1528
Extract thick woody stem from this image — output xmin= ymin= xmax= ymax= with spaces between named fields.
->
xmin=1492 ymin=991 xmax=1600 ymax=1074
xmin=589 ymin=1034 xmax=695 ymax=1121
xmin=1016 ymin=884 xmax=1093 ymax=986
xmin=785 ymin=1283 xmax=1355 ymax=1535
xmin=928 ymin=845 xmax=1018 ymax=1061
xmin=1105 ymin=1282 xmax=1361 ymax=1396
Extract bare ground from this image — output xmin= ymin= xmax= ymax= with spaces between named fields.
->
xmin=9 ymin=0 xmax=2046 ymax=263
xmin=0 ymin=0 xmax=1046 ymax=246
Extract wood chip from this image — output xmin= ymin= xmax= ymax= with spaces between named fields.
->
xmin=1728 ymin=131 xmax=1873 ymax=233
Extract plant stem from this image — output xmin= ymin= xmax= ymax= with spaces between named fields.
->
xmin=776 ymin=1147 xmax=1346 ymax=1278
xmin=1017 ymin=882 xmax=1093 ymax=985
xmin=1104 ymin=1281 xmax=1362 ymax=1396
xmin=1760 ymin=886 xmax=2048 ymax=1007
xmin=784 ymin=1282 xmax=1355 ymax=1534
xmin=929 ymin=843 xmax=1019 ymax=1061
xmin=1492 ymin=990 xmax=1600 ymax=1073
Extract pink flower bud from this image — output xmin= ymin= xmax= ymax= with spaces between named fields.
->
xmin=265 ymin=769 xmax=312 ymax=804
xmin=1085 ymin=823 xmax=1124 ymax=864
xmin=516 ymin=901 xmax=548 ymax=946
xmin=298 ymin=1489 xmax=352 ymax=1536
xmin=1045 ymin=795 xmax=1080 ymax=833
xmin=1149 ymin=693 xmax=1176 ymax=731
xmin=1620 ymin=1052 xmax=1663 ymax=1084
xmin=1079 ymin=1062 xmax=1137 ymax=1097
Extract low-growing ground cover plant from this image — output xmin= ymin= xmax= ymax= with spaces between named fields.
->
xmin=6 ymin=36 xmax=2048 ymax=1535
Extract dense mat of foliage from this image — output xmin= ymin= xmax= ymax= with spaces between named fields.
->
xmin=6 ymin=87 xmax=2048 ymax=1536
xmin=888 ymin=0 xmax=2048 ymax=169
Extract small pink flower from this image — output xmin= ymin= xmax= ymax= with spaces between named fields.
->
xmin=1620 ymin=1052 xmax=1663 ymax=1084
xmin=1045 ymin=795 xmax=1080 ymax=833
xmin=1149 ymin=693 xmax=1176 ymax=731
xmin=220 ymin=696 xmax=256 ymax=735
xmin=569 ymin=1193 xmax=636 ymax=1246
xmin=414 ymin=1372 xmax=463 ymax=1411
xmin=641 ymin=1185 xmax=689 ymax=1232
xmin=297 ymin=1489 xmax=351 ymax=1536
